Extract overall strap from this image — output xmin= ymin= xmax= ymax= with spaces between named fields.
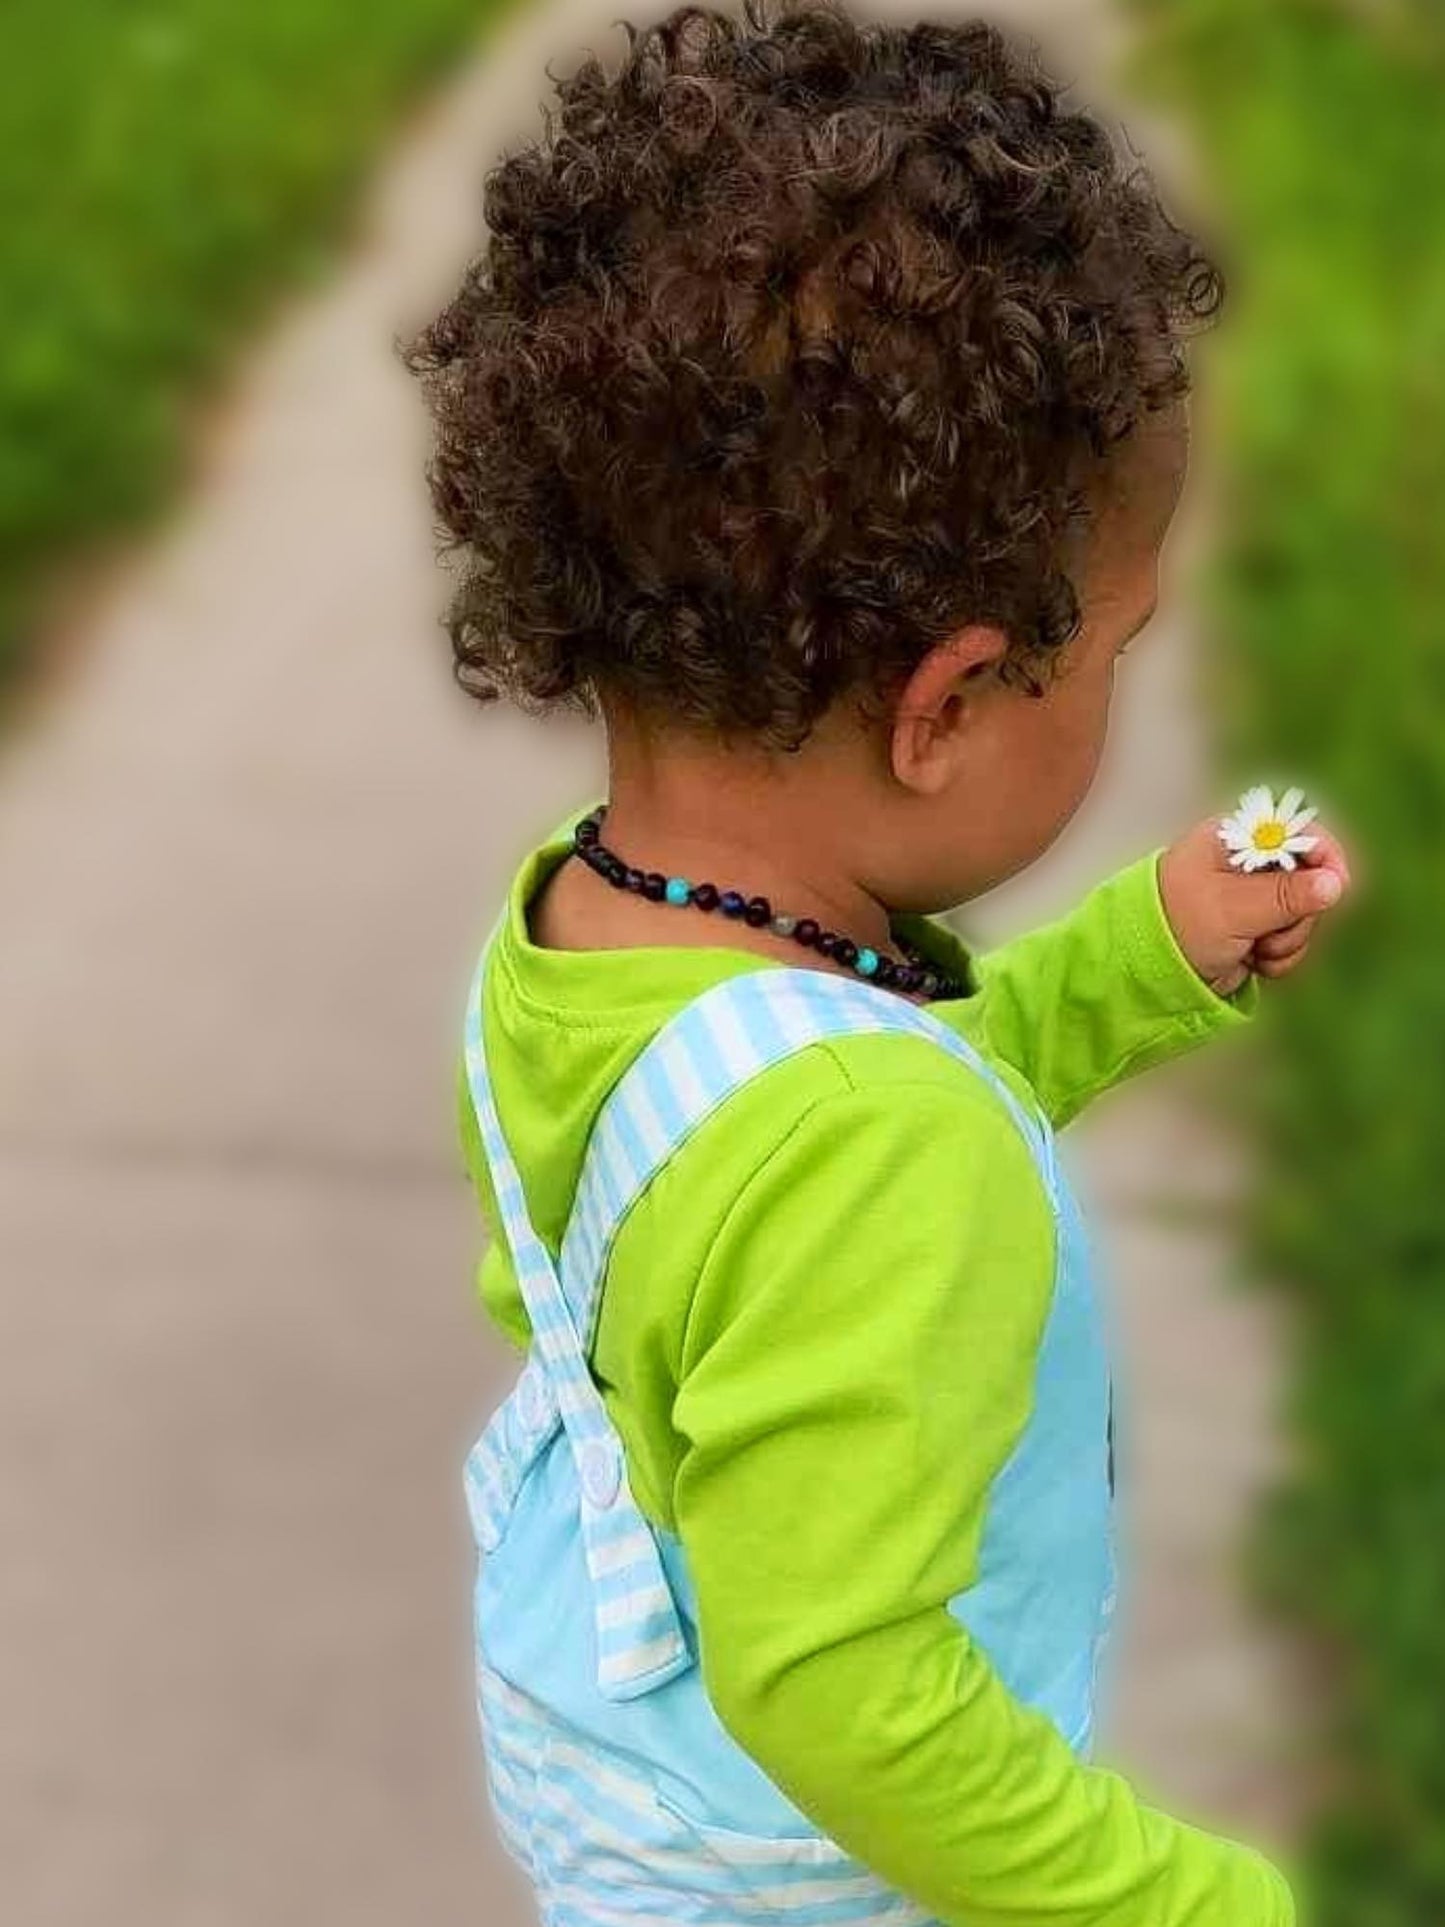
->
xmin=464 ymin=937 xmax=692 ymax=1701
xmin=557 ymin=964 xmax=1051 ymax=1347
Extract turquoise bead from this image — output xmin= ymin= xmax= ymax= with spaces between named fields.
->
xmin=856 ymin=947 xmax=880 ymax=977
xmin=664 ymin=877 xmax=691 ymax=906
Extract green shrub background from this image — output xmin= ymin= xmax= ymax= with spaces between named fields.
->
xmin=0 ymin=0 xmax=504 ymax=687
xmin=1138 ymin=2 xmax=1445 ymax=1918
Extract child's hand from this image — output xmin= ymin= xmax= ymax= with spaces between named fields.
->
xmin=1159 ymin=814 xmax=1352 ymax=999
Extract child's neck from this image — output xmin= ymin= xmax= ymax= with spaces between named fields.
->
xmin=598 ymin=730 xmax=895 ymax=956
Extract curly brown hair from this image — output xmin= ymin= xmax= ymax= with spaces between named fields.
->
xmin=402 ymin=0 xmax=1219 ymax=748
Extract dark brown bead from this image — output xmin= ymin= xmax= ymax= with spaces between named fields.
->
xmin=743 ymin=896 xmax=771 ymax=928
xmin=834 ymin=938 xmax=859 ymax=969
xmin=575 ymin=816 xmax=601 ymax=847
xmin=642 ymin=872 xmax=667 ymax=901
xmin=692 ymin=882 xmax=720 ymax=913
xmin=793 ymin=918 xmax=821 ymax=948
xmin=874 ymin=958 xmax=897 ymax=989
xmin=624 ymin=867 xmax=646 ymax=893
xmin=817 ymin=932 xmax=839 ymax=959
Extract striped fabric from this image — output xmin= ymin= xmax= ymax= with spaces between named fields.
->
xmin=478 ymin=1661 xmax=933 ymax=1927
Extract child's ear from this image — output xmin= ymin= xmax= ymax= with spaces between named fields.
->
xmin=890 ymin=626 xmax=1009 ymax=796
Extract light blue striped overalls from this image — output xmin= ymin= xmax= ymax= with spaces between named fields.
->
xmin=464 ymin=953 xmax=1117 ymax=1926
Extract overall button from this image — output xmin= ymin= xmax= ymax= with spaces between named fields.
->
xmin=579 ymin=1437 xmax=623 ymax=1510
xmin=517 ymin=1368 xmax=553 ymax=1439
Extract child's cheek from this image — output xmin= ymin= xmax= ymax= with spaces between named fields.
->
xmin=1040 ymin=674 xmax=1115 ymax=839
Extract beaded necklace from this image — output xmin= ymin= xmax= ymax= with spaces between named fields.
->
xmin=570 ymin=808 xmax=967 ymax=1002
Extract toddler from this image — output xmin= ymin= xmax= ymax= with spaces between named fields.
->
xmin=405 ymin=5 xmax=1347 ymax=1921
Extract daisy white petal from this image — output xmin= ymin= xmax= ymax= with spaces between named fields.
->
xmin=1239 ymin=784 xmax=1274 ymax=822
xmin=1286 ymin=805 xmax=1318 ymax=834
xmin=1277 ymin=850 xmax=1297 ymax=872
xmin=1284 ymin=833 xmax=1319 ymax=857
xmin=1278 ymin=786 xmax=1305 ymax=821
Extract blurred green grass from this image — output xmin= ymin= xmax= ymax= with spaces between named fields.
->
xmin=1138 ymin=1 xmax=1445 ymax=1917
xmin=0 ymin=0 xmax=505 ymax=691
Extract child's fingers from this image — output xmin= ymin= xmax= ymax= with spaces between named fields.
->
xmin=1252 ymin=945 xmax=1312 ymax=980
xmin=1296 ymin=826 xmax=1352 ymax=891
xmin=1252 ymin=918 xmax=1315 ymax=964
xmin=1228 ymin=860 xmax=1342 ymax=939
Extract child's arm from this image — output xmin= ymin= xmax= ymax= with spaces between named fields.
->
xmin=673 ymin=1072 xmax=1295 ymax=1926
xmin=963 ymin=850 xmax=1246 ymax=1129
xmin=961 ymin=821 xmax=1347 ymax=1128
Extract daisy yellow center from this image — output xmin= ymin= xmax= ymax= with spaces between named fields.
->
xmin=1252 ymin=819 xmax=1287 ymax=852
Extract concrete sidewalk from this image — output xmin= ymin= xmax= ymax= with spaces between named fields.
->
xmin=0 ymin=7 xmax=1295 ymax=1923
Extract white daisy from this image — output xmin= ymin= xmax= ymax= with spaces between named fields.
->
xmin=1218 ymin=785 xmax=1320 ymax=872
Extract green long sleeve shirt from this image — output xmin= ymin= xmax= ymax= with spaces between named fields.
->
xmin=460 ymin=815 xmax=1296 ymax=1926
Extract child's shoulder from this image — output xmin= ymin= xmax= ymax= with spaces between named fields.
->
xmin=634 ymin=1017 xmax=1049 ymax=1247
xmin=613 ymin=1020 xmax=1058 ymax=1374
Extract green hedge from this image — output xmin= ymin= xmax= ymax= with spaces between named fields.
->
xmin=0 ymin=0 xmax=506 ymax=687
xmin=1136 ymin=3 xmax=1445 ymax=1918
